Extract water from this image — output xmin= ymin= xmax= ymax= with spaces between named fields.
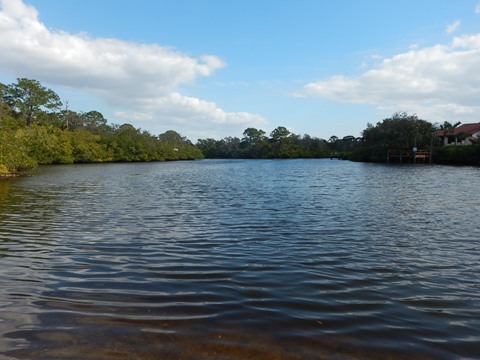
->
xmin=0 ymin=159 xmax=479 ymax=359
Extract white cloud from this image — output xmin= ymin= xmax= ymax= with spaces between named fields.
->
xmin=0 ymin=0 xmax=267 ymax=140
xmin=446 ymin=20 xmax=461 ymax=34
xmin=300 ymin=34 xmax=480 ymax=123
xmin=476 ymin=4 xmax=480 ymax=13
xmin=113 ymin=92 xmax=266 ymax=138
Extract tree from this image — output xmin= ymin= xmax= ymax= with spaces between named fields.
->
xmin=196 ymin=138 xmax=221 ymax=158
xmin=4 ymin=78 xmax=62 ymax=126
xmin=439 ymin=121 xmax=461 ymax=135
xmin=270 ymin=126 xmax=290 ymax=142
xmin=242 ymin=127 xmax=266 ymax=146
xmin=268 ymin=126 xmax=301 ymax=158
xmin=158 ymin=130 xmax=185 ymax=143
xmin=354 ymin=112 xmax=435 ymax=162
xmin=17 ymin=125 xmax=74 ymax=164
xmin=82 ymin=110 xmax=108 ymax=132
xmin=438 ymin=121 xmax=462 ymax=145
xmin=241 ymin=127 xmax=267 ymax=158
xmin=60 ymin=109 xmax=84 ymax=130
xmin=69 ymin=129 xmax=109 ymax=163
xmin=0 ymin=102 xmax=20 ymax=129
xmin=158 ymin=130 xmax=203 ymax=160
xmin=0 ymin=129 xmax=37 ymax=174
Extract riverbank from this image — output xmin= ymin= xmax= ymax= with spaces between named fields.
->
xmin=347 ymin=145 xmax=480 ymax=166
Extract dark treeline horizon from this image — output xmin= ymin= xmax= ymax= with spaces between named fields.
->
xmin=3 ymin=78 xmax=478 ymax=175
xmin=196 ymin=126 xmax=360 ymax=159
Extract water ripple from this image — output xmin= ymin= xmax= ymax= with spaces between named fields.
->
xmin=1 ymin=160 xmax=479 ymax=359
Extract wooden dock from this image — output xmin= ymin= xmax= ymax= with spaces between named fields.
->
xmin=387 ymin=149 xmax=431 ymax=164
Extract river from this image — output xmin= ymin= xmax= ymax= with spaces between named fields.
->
xmin=0 ymin=159 xmax=479 ymax=359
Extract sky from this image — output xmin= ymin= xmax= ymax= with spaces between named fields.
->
xmin=1 ymin=0 xmax=480 ymax=141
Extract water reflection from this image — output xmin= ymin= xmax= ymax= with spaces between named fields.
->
xmin=1 ymin=160 xmax=479 ymax=359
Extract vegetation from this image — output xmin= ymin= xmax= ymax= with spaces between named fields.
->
xmin=2 ymin=78 xmax=478 ymax=175
xmin=196 ymin=127 xmax=360 ymax=159
xmin=435 ymin=145 xmax=480 ymax=165
xmin=349 ymin=114 xmax=480 ymax=165
xmin=0 ymin=78 xmax=203 ymax=176
xmin=196 ymin=112 xmax=479 ymax=165
xmin=349 ymin=112 xmax=437 ymax=162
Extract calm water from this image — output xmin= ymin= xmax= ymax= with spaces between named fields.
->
xmin=0 ymin=159 xmax=479 ymax=360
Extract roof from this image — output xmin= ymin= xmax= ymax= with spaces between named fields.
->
xmin=435 ymin=122 xmax=480 ymax=136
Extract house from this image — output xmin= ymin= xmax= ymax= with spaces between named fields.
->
xmin=435 ymin=122 xmax=480 ymax=145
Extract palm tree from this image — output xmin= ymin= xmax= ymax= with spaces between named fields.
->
xmin=439 ymin=121 xmax=461 ymax=145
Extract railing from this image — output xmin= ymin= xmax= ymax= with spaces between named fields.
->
xmin=387 ymin=150 xmax=431 ymax=163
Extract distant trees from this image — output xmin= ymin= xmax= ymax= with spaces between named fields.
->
xmin=196 ymin=126 xmax=342 ymax=159
xmin=196 ymin=113 xmax=443 ymax=163
xmin=0 ymin=78 xmax=203 ymax=175
xmin=350 ymin=112 xmax=436 ymax=162
xmin=4 ymin=78 xmax=461 ymax=173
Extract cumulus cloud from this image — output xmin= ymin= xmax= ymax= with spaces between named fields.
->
xmin=113 ymin=93 xmax=267 ymax=139
xmin=0 ymin=0 xmax=267 ymax=140
xmin=299 ymin=34 xmax=480 ymax=123
xmin=446 ymin=20 xmax=461 ymax=34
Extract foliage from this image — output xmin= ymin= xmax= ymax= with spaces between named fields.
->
xmin=196 ymin=127 xmax=337 ymax=159
xmin=4 ymin=78 xmax=472 ymax=170
xmin=0 ymin=78 xmax=203 ymax=175
xmin=0 ymin=128 xmax=37 ymax=173
xmin=2 ymin=78 xmax=62 ymax=126
xmin=70 ymin=129 xmax=110 ymax=163
xmin=351 ymin=112 xmax=436 ymax=162
xmin=16 ymin=125 xmax=74 ymax=164
xmin=158 ymin=130 xmax=204 ymax=160
xmin=435 ymin=145 xmax=480 ymax=165
xmin=438 ymin=121 xmax=461 ymax=136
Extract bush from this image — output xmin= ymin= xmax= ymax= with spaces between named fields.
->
xmin=436 ymin=145 xmax=480 ymax=165
xmin=0 ymin=129 xmax=38 ymax=173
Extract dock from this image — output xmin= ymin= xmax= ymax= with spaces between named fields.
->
xmin=387 ymin=149 xmax=431 ymax=164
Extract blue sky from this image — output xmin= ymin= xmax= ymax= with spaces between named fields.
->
xmin=1 ymin=0 xmax=480 ymax=141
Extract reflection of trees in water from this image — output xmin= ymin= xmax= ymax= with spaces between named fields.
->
xmin=0 ymin=179 xmax=10 ymax=202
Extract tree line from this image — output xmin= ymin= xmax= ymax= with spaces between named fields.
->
xmin=196 ymin=127 xmax=361 ymax=159
xmin=2 ymin=78 xmax=478 ymax=175
xmin=0 ymin=78 xmax=203 ymax=175
xmin=195 ymin=112 xmax=438 ymax=161
xmin=196 ymin=113 xmax=480 ymax=165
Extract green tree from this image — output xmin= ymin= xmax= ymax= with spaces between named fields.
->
xmin=439 ymin=121 xmax=461 ymax=135
xmin=353 ymin=112 xmax=435 ymax=162
xmin=0 ymin=129 xmax=37 ymax=174
xmin=158 ymin=130 xmax=203 ymax=160
xmin=79 ymin=110 xmax=109 ymax=134
xmin=110 ymin=124 xmax=155 ymax=161
xmin=241 ymin=127 xmax=267 ymax=158
xmin=18 ymin=125 xmax=74 ymax=164
xmin=270 ymin=126 xmax=290 ymax=142
xmin=221 ymin=137 xmax=241 ymax=158
xmin=4 ymin=78 xmax=62 ymax=126
xmin=158 ymin=129 xmax=185 ymax=143
xmin=242 ymin=127 xmax=266 ymax=146
xmin=269 ymin=126 xmax=301 ymax=158
xmin=69 ymin=129 xmax=109 ymax=163
xmin=60 ymin=108 xmax=84 ymax=130
xmin=438 ymin=121 xmax=462 ymax=145
xmin=0 ymin=102 xmax=21 ymax=129
xmin=195 ymin=138 xmax=220 ymax=158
